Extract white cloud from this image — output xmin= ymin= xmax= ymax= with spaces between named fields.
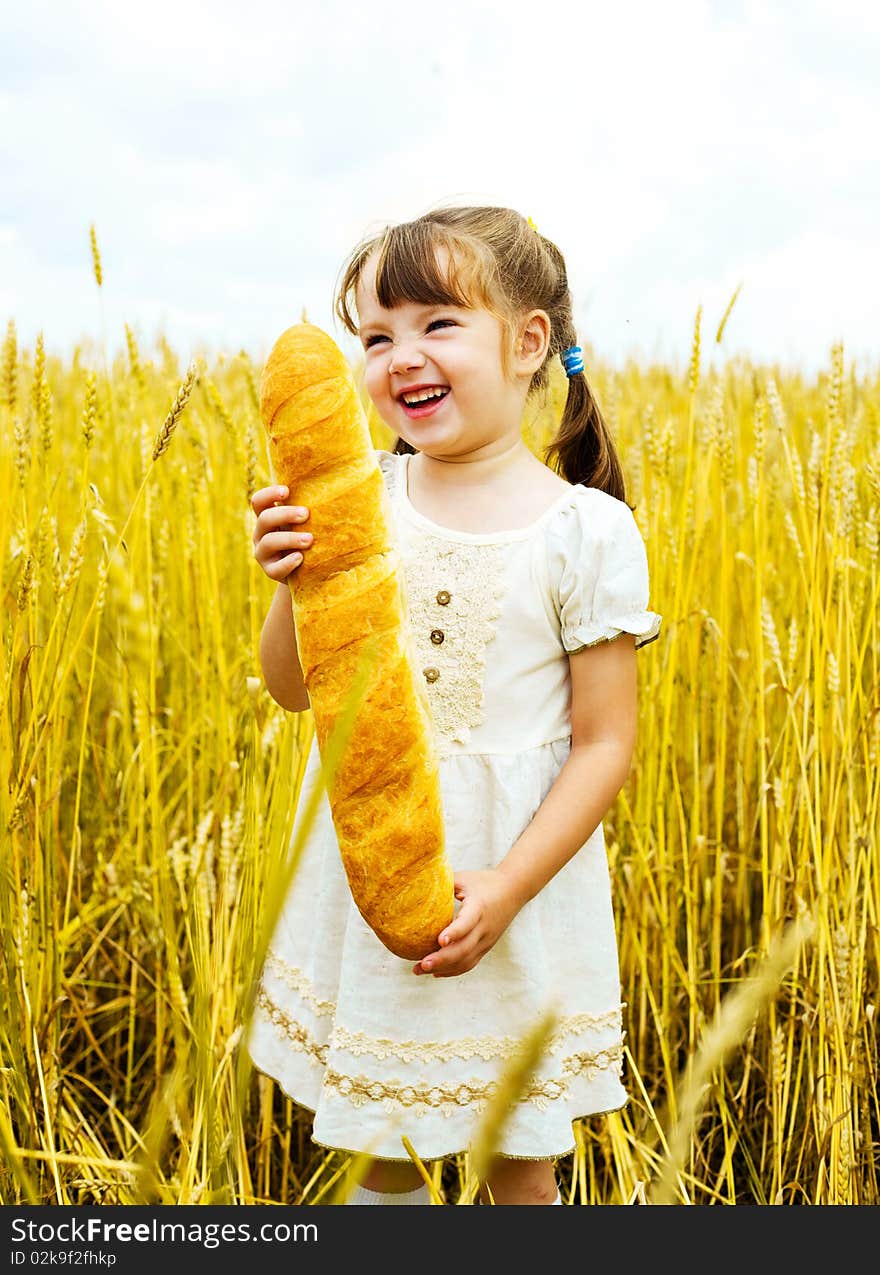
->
xmin=2 ymin=0 xmax=877 ymax=371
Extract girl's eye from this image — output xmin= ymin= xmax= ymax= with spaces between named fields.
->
xmin=364 ymin=319 xmax=456 ymax=349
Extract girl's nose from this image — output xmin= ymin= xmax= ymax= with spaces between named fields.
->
xmin=387 ymin=341 xmax=426 ymax=375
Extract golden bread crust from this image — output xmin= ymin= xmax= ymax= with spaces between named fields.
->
xmin=259 ymin=323 xmax=454 ymax=960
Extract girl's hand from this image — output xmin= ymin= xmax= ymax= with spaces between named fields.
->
xmin=412 ymin=870 xmax=522 ymax=978
xmin=251 ymin=485 xmax=313 ymax=581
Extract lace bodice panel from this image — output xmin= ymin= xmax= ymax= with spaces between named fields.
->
xmin=378 ymin=451 xmax=576 ymax=756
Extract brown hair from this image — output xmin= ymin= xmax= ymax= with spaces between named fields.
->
xmin=333 ymin=204 xmax=628 ymax=502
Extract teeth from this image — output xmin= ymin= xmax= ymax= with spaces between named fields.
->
xmin=403 ymin=387 xmax=447 ymax=404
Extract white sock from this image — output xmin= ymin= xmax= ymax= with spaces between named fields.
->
xmin=345 ymin=1181 xmax=431 ymax=1206
xmin=552 ymin=1190 xmax=563 ymax=1204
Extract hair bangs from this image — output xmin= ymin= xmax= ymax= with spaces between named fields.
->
xmin=334 ymin=221 xmax=500 ymax=336
xmin=375 ymin=226 xmax=496 ymax=313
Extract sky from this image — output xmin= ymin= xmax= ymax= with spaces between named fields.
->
xmin=2 ymin=0 xmax=878 ymax=376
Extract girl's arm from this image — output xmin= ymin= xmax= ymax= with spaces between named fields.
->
xmin=414 ymin=634 xmax=638 ymax=977
xmin=496 ymin=633 xmax=638 ymax=906
xmin=259 ymin=582 xmax=311 ymax=713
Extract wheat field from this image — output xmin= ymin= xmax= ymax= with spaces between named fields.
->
xmin=1 ymin=246 xmax=877 ymax=1205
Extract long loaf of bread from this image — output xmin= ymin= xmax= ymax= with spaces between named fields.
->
xmin=259 ymin=322 xmax=454 ymax=960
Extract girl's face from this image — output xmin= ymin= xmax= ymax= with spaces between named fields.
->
xmin=355 ymin=250 xmax=527 ymax=457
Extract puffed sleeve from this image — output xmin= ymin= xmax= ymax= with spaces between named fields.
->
xmin=552 ymin=487 xmax=662 ymax=652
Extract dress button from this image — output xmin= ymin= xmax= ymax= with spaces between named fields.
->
xmin=430 ymin=629 xmax=444 ymax=645
xmin=424 ymin=667 xmax=440 ymax=683
xmin=436 ymin=590 xmax=451 ymax=605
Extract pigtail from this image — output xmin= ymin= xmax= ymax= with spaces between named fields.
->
xmin=542 ymin=351 xmax=628 ymax=504
xmin=534 ymin=242 xmax=629 ymax=505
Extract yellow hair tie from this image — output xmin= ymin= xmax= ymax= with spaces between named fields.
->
xmin=526 ymin=216 xmax=539 ymax=232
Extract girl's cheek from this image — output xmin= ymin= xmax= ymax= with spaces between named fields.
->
xmin=363 ymin=370 xmax=385 ymax=404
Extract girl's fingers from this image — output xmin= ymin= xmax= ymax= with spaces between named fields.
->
xmin=254 ymin=529 xmax=313 ymax=576
xmin=262 ymin=552 xmax=303 ymax=580
xmin=254 ymin=537 xmax=307 ymax=578
xmin=255 ymin=507 xmax=310 ymax=543
xmin=420 ymin=934 xmax=480 ymax=977
xmin=263 ymin=529 xmax=313 ymax=554
xmin=252 ymin=487 xmax=311 ymax=526
xmin=441 ymin=921 xmax=466 ymax=947
xmin=251 ymin=484 xmax=288 ymax=513
xmin=440 ymin=896 xmax=479 ymax=946
xmin=250 ymin=486 xmax=311 ymax=580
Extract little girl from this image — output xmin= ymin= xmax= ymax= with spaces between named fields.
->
xmin=246 ymin=204 xmax=662 ymax=1206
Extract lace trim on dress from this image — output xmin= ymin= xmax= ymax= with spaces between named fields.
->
xmin=566 ymin=624 xmax=662 ymax=653
xmin=262 ymin=952 xmax=622 ymax=1057
xmin=320 ymin=1050 xmax=623 ymax=1117
xmin=256 ymin=986 xmax=329 ymax=1066
xmin=254 ymin=984 xmax=625 ymax=1115
xmin=399 ymin=533 xmax=506 ymax=758
xmin=332 ymin=1008 xmax=623 ymax=1063
xmin=265 ymin=949 xmax=335 ymax=1017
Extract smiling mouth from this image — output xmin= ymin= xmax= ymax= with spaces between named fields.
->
xmin=400 ymin=389 xmax=451 ymax=417
xmin=398 ymin=387 xmax=450 ymax=405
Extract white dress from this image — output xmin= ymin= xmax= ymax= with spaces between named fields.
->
xmin=247 ymin=449 xmax=662 ymax=1162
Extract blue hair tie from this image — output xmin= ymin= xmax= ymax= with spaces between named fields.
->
xmin=561 ymin=345 xmax=584 ymax=377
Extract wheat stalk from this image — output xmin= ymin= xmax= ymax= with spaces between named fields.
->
xmin=715 ymin=281 xmax=743 ymax=344
xmin=650 ymin=916 xmax=815 ymax=1205
xmin=2 ymin=318 xmax=17 ymax=412
xmin=687 ymin=304 xmax=702 ymax=397
xmin=466 ymin=1004 xmax=560 ymax=1196
xmin=89 ymin=224 xmax=103 ymax=288
xmin=152 ymin=362 xmax=198 ymax=460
